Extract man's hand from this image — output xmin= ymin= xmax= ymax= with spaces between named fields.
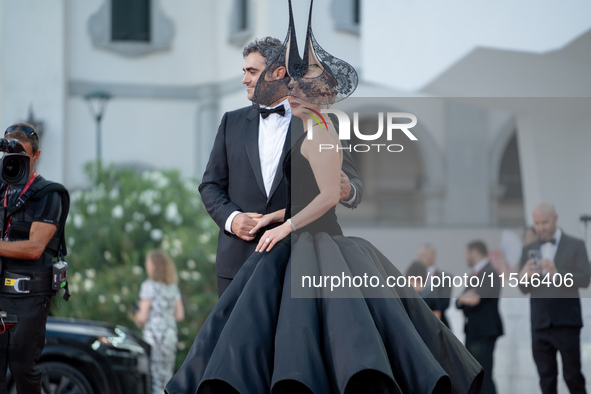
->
xmin=231 ymin=212 xmax=263 ymax=241
xmin=519 ymin=259 xmax=541 ymax=280
xmin=539 ymin=259 xmax=557 ymax=276
xmin=339 ymin=171 xmax=352 ymax=201
xmin=457 ymin=289 xmax=481 ymax=307
xmin=249 ymin=214 xmax=275 ymax=236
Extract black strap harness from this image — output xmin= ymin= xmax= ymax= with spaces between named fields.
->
xmin=0 ymin=178 xmax=70 ymax=299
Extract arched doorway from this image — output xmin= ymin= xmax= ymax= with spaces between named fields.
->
xmin=496 ymin=132 xmax=525 ymax=225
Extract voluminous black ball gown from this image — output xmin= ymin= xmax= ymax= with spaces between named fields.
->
xmin=166 ymin=134 xmax=483 ymax=394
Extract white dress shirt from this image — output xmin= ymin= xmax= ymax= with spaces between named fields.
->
xmin=471 ymin=258 xmax=489 ymax=276
xmin=540 ymin=228 xmax=562 ymax=261
xmin=225 ymin=100 xmax=291 ymax=234
xmin=258 ymin=99 xmax=291 ymax=196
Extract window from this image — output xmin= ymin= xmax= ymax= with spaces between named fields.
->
xmin=89 ymin=0 xmax=174 ymax=56
xmin=331 ymin=0 xmax=361 ymax=34
xmin=353 ymin=0 xmax=361 ymax=25
xmin=238 ymin=0 xmax=248 ymax=32
xmin=229 ymin=0 xmax=252 ymax=47
xmin=111 ymin=0 xmax=151 ymax=42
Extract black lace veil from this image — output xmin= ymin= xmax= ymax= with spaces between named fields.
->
xmin=252 ymin=0 xmax=358 ymax=107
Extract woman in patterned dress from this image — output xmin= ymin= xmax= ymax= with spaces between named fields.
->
xmin=135 ymin=250 xmax=185 ymax=394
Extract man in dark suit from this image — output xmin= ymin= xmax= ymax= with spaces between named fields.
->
xmin=417 ymin=244 xmax=452 ymax=328
xmin=200 ymin=37 xmax=363 ymax=297
xmin=519 ymin=202 xmax=591 ymax=394
xmin=456 ymin=240 xmax=503 ymax=394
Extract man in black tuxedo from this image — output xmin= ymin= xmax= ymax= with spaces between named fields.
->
xmin=417 ymin=244 xmax=452 ymax=328
xmin=519 ymin=202 xmax=591 ymax=394
xmin=200 ymin=37 xmax=363 ymax=297
xmin=456 ymin=240 xmax=503 ymax=394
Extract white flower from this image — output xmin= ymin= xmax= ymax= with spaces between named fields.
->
xmin=70 ymin=283 xmax=79 ymax=293
xmin=132 ymin=265 xmax=144 ymax=275
xmin=198 ymin=233 xmax=211 ymax=244
xmin=190 ymin=198 xmax=201 ymax=209
xmin=143 ymin=221 xmax=152 ymax=231
xmin=109 ymin=189 xmax=120 ymax=199
xmin=98 ymin=294 xmax=106 ymax=304
xmin=118 ymin=304 xmax=127 ymax=312
xmin=165 ymin=203 xmax=182 ymax=225
xmin=124 ymin=222 xmax=135 ymax=232
xmin=90 ymin=184 xmax=107 ymax=202
xmin=73 ymin=214 xmax=84 ymax=229
xmin=186 ymin=259 xmax=196 ymax=269
xmin=104 ymin=251 xmax=112 ymax=261
xmin=71 ymin=190 xmax=83 ymax=202
xmin=72 ymin=272 xmax=82 ymax=282
xmin=121 ymin=286 xmax=129 ymax=296
xmin=150 ymin=229 xmax=163 ymax=241
xmin=148 ymin=171 xmax=170 ymax=189
xmin=86 ymin=203 xmax=97 ymax=215
xmin=133 ymin=212 xmax=146 ymax=222
xmin=112 ymin=205 xmax=124 ymax=219
xmin=181 ymin=327 xmax=190 ymax=336
xmin=184 ymin=180 xmax=200 ymax=193
xmin=179 ymin=270 xmax=191 ymax=281
xmin=191 ymin=271 xmax=202 ymax=281
xmin=113 ymin=294 xmax=121 ymax=304
xmin=85 ymin=269 xmax=96 ymax=279
xmin=125 ymin=192 xmax=138 ymax=207
xmin=138 ymin=189 xmax=162 ymax=206
xmin=84 ymin=279 xmax=94 ymax=291
xmin=177 ymin=342 xmax=186 ymax=351
xmin=68 ymin=237 xmax=76 ymax=247
xmin=149 ymin=204 xmax=162 ymax=215
xmin=156 ymin=178 xmax=169 ymax=189
xmin=207 ymin=254 xmax=216 ymax=263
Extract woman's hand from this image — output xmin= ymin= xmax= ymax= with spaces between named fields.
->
xmin=249 ymin=214 xmax=275 ymax=236
xmin=255 ymin=222 xmax=291 ymax=253
xmin=249 ymin=209 xmax=286 ymax=236
xmin=134 ymin=299 xmax=151 ymax=328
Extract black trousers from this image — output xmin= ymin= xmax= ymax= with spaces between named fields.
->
xmin=0 ymin=295 xmax=52 ymax=394
xmin=465 ymin=336 xmax=498 ymax=394
xmin=532 ymin=326 xmax=586 ymax=394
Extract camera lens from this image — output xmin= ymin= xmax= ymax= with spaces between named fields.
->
xmin=5 ymin=157 xmax=20 ymax=178
xmin=0 ymin=154 xmax=29 ymax=185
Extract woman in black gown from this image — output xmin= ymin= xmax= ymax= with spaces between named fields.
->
xmin=166 ymin=1 xmax=484 ymax=393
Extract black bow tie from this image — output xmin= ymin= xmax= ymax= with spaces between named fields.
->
xmin=259 ymin=105 xmax=286 ymax=119
xmin=543 ymin=238 xmax=556 ymax=245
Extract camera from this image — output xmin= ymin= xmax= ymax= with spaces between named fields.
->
xmin=528 ymin=249 xmax=541 ymax=267
xmin=0 ymin=138 xmax=30 ymax=185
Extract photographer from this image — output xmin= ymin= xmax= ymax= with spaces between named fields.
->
xmin=518 ymin=203 xmax=591 ymax=394
xmin=0 ymin=123 xmax=68 ymax=394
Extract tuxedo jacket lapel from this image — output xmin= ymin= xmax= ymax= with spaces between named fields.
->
xmin=244 ymin=108 xmax=266 ymax=197
xmin=553 ymin=232 xmax=568 ymax=268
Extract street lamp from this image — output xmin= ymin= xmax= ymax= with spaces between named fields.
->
xmin=84 ymin=91 xmax=111 ymax=165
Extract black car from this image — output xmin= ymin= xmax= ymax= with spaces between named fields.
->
xmin=6 ymin=317 xmax=151 ymax=394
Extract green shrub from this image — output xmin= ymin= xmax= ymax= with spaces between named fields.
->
xmin=53 ymin=162 xmax=219 ymax=369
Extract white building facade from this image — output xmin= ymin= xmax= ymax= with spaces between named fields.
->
xmin=2 ymin=1 xmax=591 ymax=392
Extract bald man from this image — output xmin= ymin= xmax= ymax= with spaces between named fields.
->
xmin=519 ymin=203 xmax=591 ymax=394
